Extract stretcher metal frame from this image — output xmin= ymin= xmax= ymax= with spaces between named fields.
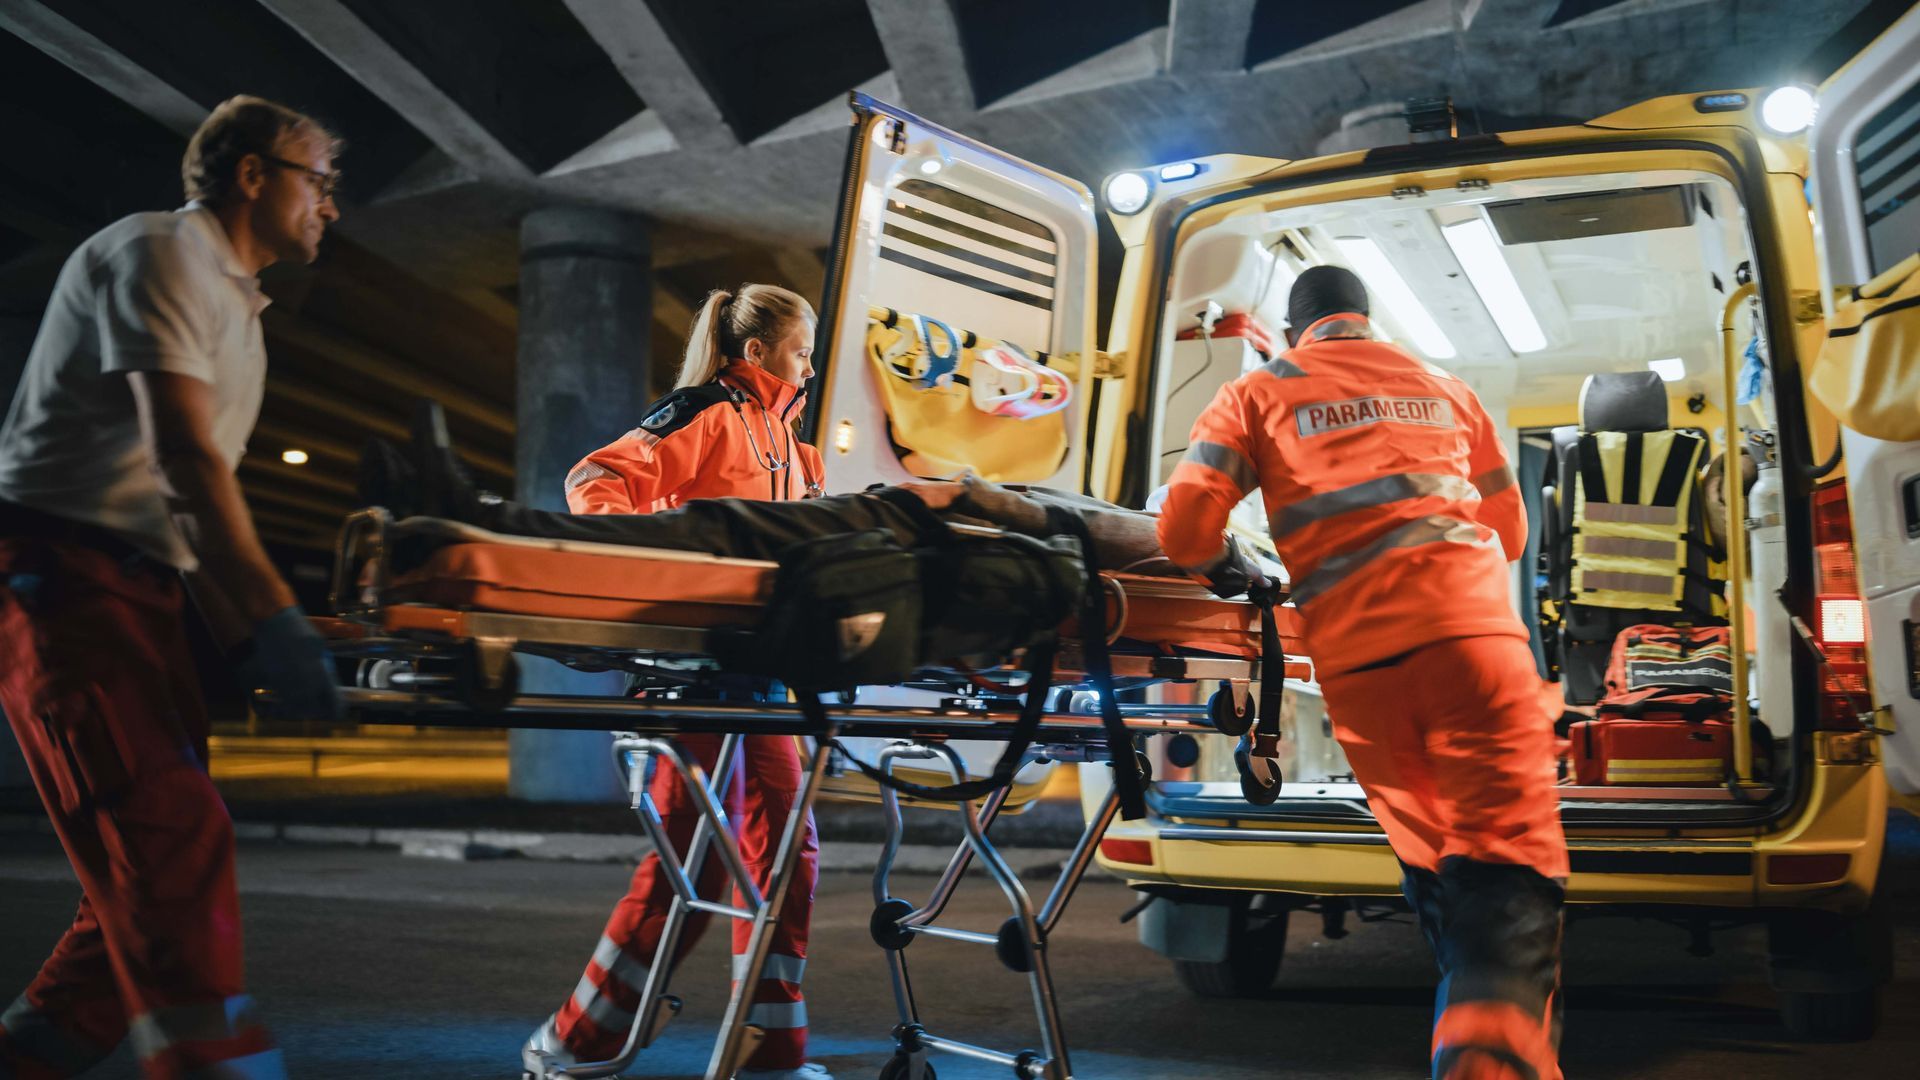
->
xmin=322 ymin=509 xmax=1304 ymax=1080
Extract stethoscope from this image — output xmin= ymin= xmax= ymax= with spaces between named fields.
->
xmin=723 ymin=384 xmax=823 ymax=498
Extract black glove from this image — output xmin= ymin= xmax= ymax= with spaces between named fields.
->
xmin=1200 ymin=535 xmax=1264 ymax=600
xmin=234 ymin=606 xmax=345 ymax=721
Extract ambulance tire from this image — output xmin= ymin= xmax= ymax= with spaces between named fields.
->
xmin=1768 ymin=886 xmax=1891 ymax=1042
xmin=1172 ymin=899 xmax=1288 ymax=999
xmin=1777 ymin=987 xmax=1878 ymax=1042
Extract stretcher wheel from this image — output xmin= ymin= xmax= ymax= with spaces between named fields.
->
xmin=878 ymin=1055 xmax=935 ymax=1080
xmin=1208 ymin=686 xmax=1254 ymax=737
xmin=1234 ymin=737 xmax=1283 ymax=806
xmin=995 ymin=916 xmax=1034 ymax=973
xmin=452 ymin=642 xmax=520 ymax=713
xmin=870 ymin=898 xmax=916 ymax=951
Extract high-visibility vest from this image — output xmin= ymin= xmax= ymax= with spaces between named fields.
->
xmin=1568 ymin=429 xmax=1726 ymax=618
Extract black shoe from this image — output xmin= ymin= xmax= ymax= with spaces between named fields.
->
xmin=357 ymin=437 xmax=419 ymax=519
xmin=408 ymin=399 xmax=485 ymax=523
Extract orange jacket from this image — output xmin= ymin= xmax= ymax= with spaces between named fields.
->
xmin=1156 ymin=314 xmax=1528 ymax=676
xmin=564 ymin=360 xmax=824 ymax=514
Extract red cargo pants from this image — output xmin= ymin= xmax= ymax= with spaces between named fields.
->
xmin=545 ymin=732 xmax=818 ymax=1072
xmin=0 ymin=536 xmax=280 ymax=1079
xmin=1320 ymin=635 xmax=1568 ymax=1080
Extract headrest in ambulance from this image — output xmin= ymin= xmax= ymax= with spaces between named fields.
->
xmin=1578 ymin=371 xmax=1668 ymax=433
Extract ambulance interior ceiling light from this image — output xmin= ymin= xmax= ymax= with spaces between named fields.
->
xmin=1646 ymin=357 xmax=1687 ymax=382
xmin=1330 ymin=236 xmax=1457 ymax=360
xmin=919 ymin=158 xmax=944 ymax=175
xmin=1440 ymin=217 xmax=1546 ymax=355
xmin=1105 ymin=171 xmax=1151 ymax=215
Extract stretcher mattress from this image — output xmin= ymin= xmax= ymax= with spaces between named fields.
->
xmin=385 ymin=538 xmax=1279 ymax=659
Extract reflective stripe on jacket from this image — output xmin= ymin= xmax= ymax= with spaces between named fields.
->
xmin=564 ymin=360 xmax=825 ymax=514
xmin=1156 ymin=314 xmax=1530 ymax=676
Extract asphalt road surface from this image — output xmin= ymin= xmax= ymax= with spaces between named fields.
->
xmin=2 ymin=821 xmax=1915 ymax=1079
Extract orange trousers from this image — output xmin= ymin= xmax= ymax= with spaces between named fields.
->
xmin=550 ymin=732 xmax=818 ymax=1072
xmin=1321 ymin=634 xmax=1568 ymax=1080
xmin=0 ymin=536 xmax=280 ymax=1079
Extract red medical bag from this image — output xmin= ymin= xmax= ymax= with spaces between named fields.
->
xmin=1569 ymin=687 xmax=1733 ymax=785
xmin=1602 ymin=624 xmax=1733 ymax=698
xmin=1174 ymin=312 xmax=1277 ymax=358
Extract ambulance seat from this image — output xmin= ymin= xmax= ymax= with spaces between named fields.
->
xmin=1541 ymin=371 xmax=1725 ymax=704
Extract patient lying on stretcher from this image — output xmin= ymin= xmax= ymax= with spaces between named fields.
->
xmin=359 ymin=413 xmax=1259 ymax=591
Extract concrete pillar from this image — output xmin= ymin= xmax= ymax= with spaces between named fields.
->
xmin=508 ymin=205 xmax=652 ymax=803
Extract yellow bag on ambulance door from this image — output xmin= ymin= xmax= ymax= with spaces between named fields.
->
xmin=1810 ymin=251 xmax=1920 ymax=441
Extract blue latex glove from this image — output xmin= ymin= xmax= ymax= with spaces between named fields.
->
xmin=1737 ymin=335 xmax=1767 ymax=405
xmin=234 ymin=606 xmax=345 ymax=721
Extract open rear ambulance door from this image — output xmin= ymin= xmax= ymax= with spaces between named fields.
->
xmin=807 ymin=93 xmax=1099 ymax=802
xmin=1808 ymin=3 xmax=1920 ymax=793
xmin=811 ymin=92 xmax=1099 ymax=494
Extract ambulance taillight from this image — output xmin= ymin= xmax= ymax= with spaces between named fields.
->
xmin=1810 ymin=481 xmax=1870 ymax=728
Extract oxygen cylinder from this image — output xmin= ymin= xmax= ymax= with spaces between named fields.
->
xmin=1746 ymin=437 xmax=1791 ymax=725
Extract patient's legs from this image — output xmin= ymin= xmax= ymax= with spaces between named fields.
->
xmin=472 ymin=490 xmax=941 ymax=562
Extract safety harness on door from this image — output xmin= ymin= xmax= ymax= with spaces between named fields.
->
xmin=1569 ymin=429 xmax=1725 ymax=620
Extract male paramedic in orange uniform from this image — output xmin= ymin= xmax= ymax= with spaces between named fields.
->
xmin=0 ymin=96 xmax=344 ymax=1077
xmin=1158 ymin=266 xmax=1567 ymax=1080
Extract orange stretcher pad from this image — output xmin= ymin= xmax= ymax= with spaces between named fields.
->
xmin=362 ymin=535 xmax=1303 ymax=670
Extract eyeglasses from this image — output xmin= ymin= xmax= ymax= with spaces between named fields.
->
xmin=262 ymin=155 xmax=342 ymax=200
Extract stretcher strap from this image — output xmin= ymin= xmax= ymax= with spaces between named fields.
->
xmin=1043 ymin=506 xmax=1148 ymax=821
xmin=1254 ymin=590 xmax=1284 ymax=753
xmin=827 ymin=635 xmax=1060 ymax=802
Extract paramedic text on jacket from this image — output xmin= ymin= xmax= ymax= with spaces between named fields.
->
xmin=1155 ymin=265 xmax=1568 ymax=1080
xmin=527 ymin=284 xmax=831 ymax=1080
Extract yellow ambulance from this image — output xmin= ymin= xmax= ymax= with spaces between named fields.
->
xmin=806 ymin=5 xmax=1918 ymax=1041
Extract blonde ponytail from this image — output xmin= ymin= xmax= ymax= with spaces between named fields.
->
xmin=674 ymin=282 xmax=816 ymax=388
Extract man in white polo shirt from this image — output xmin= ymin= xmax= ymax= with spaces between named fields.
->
xmin=0 ymin=95 xmax=344 ymax=1078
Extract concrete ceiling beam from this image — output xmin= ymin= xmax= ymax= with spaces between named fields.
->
xmin=0 ymin=0 xmax=206 ymax=136
xmin=262 ymin=310 xmax=516 ymax=438
xmin=254 ymin=0 xmax=533 ymax=180
xmin=257 ymin=375 xmax=514 ymax=480
xmin=248 ymin=501 xmax=341 ymax=537
xmin=1166 ymin=0 xmax=1258 ymax=73
xmin=242 ymin=480 xmax=354 ymax=521
xmin=865 ymin=0 xmax=975 ymax=121
xmin=238 ymin=453 xmax=360 ymax=498
xmin=558 ymin=0 xmax=737 ymax=152
xmin=770 ymin=248 xmax=828 ymax=308
xmin=652 ymin=281 xmax=696 ymax=343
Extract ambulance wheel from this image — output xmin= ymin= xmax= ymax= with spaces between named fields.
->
xmin=1173 ymin=898 xmax=1288 ymax=998
xmin=877 ymin=1055 xmax=934 ymax=1080
xmin=1207 ymin=687 xmax=1254 ymax=737
xmin=1234 ymin=738 xmax=1282 ymax=806
xmin=1777 ymin=987 xmax=1878 ymax=1042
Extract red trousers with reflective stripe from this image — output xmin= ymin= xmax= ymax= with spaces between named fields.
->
xmin=0 ymin=538 xmax=278 ymax=1078
xmin=1320 ymin=635 xmax=1567 ymax=1080
xmin=554 ymin=733 xmax=817 ymax=1071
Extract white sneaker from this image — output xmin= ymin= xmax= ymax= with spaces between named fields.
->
xmin=736 ymin=1064 xmax=833 ymax=1080
xmin=520 ymin=1017 xmax=584 ymax=1078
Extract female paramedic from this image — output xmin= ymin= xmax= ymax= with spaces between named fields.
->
xmin=522 ymin=284 xmax=830 ymax=1080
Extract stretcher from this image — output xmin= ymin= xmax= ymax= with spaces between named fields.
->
xmin=317 ymin=508 xmax=1306 ymax=1080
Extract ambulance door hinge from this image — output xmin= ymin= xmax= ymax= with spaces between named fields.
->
xmin=1816 ymin=729 xmax=1880 ymax=765
xmin=880 ymin=118 xmax=906 ymax=154
xmin=1055 ymin=350 xmax=1128 ymax=381
xmin=1390 ymin=185 xmax=1427 ymax=200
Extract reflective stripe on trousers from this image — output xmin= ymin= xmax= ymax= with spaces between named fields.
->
xmin=128 ymin=996 xmax=263 ymax=1061
xmin=1289 ymin=515 xmax=1490 ymax=606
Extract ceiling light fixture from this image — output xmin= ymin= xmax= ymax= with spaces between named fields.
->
xmin=1331 ymin=236 xmax=1457 ymax=360
xmin=1441 ymin=218 xmax=1547 ymax=354
xmin=1647 ymin=357 xmax=1687 ymax=382
xmin=281 ymin=449 xmax=310 ymax=465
